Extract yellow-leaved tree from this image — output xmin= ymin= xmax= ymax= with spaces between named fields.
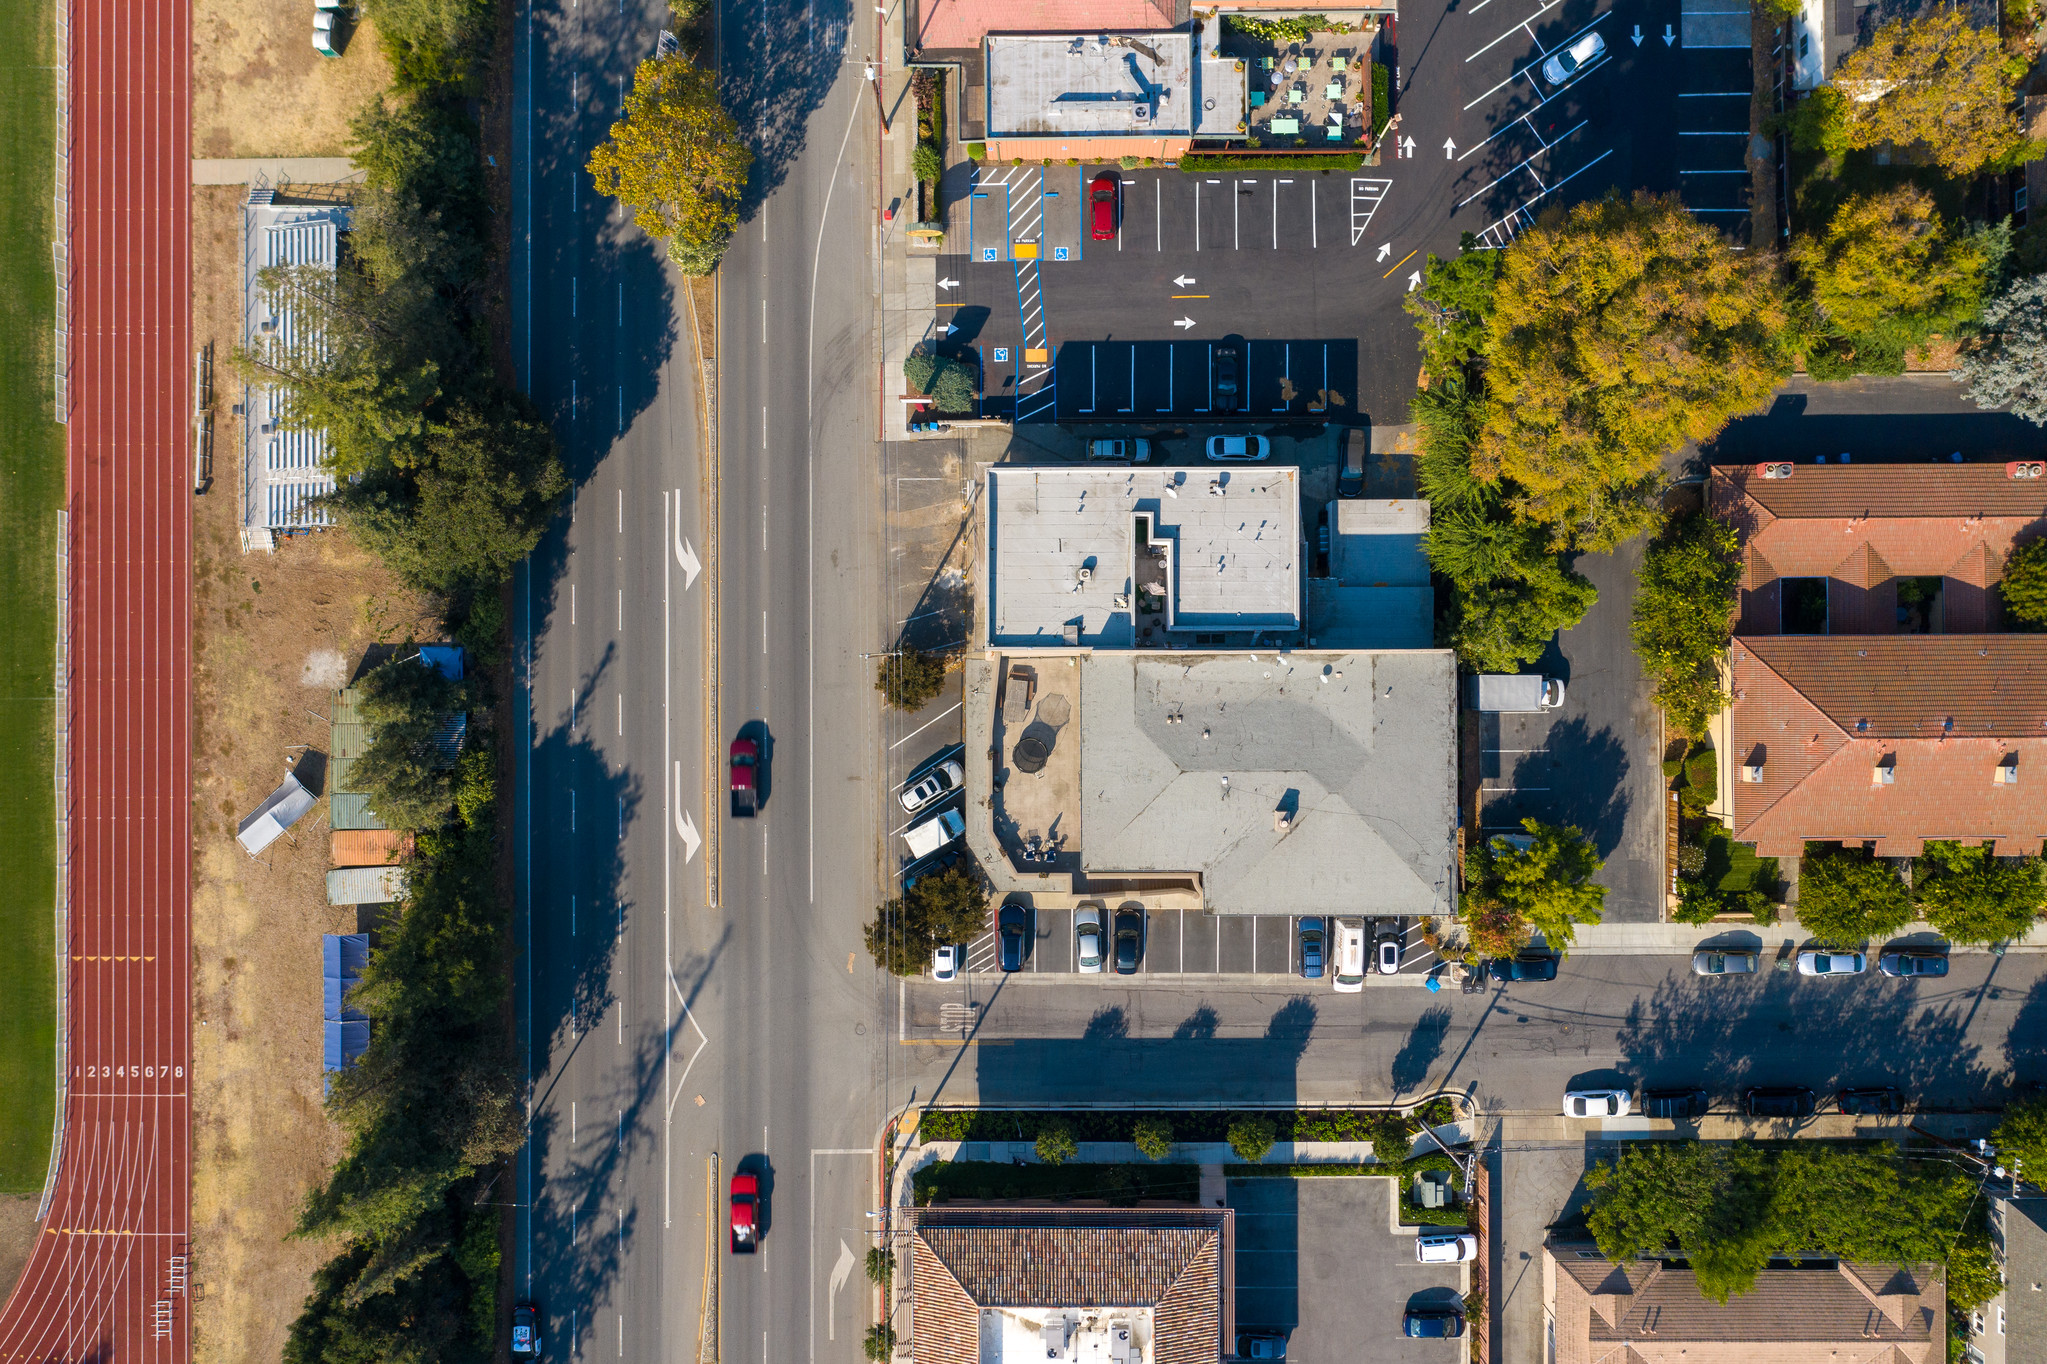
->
xmin=1788 ymin=185 xmax=1986 ymax=339
xmin=1833 ymin=10 xmax=2031 ymax=175
xmin=1472 ymin=192 xmax=1793 ymax=550
xmin=586 ymin=53 xmax=753 ymax=274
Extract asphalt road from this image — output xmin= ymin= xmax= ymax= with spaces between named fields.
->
xmin=893 ymin=952 xmax=2047 ymax=1114
xmin=511 ymin=1 xmax=891 ymax=1361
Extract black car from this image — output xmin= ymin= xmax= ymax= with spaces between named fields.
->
xmin=1338 ymin=428 xmax=1366 ymax=498
xmin=997 ymin=903 xmax=1029 ymax=973
xmin=1640 ymin=1087 xmax=1709 ymax=1121
xmin=1744 ymin=1086 xmax=1817 ymax=1118
xmin=1298 ymin=917 xmax=1325 ymax=980
xmin=1113 ymin=910 xmax=1144 ymax=974
xmin=1401 ymin=1308 xmax=1464 ymax=1339
xmin=1487 ymin=954 xmax=1559 ymax=983
xmin=1837 ymin=1086 xmax=1904 ymax=1116
xmin=1215 ymin=342 xmax=1243 ymax=413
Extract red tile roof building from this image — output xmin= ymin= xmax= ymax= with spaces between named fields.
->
xmin=1710 ymin=464 xmax=2047 ymax=859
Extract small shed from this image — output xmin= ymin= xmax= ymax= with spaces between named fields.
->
xmin=235 ymin=773 xmax=316 ymax=854
xmin=331 ymin=829 xmax=412 ymax=866
xmin=326 ymin=866 xmax=406 ymax=906
xmin=322 ymin=932 xmax=371 ymax=1091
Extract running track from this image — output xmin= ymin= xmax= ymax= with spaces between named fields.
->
xmin=0 ymin=0 xmax=192 ymax=1356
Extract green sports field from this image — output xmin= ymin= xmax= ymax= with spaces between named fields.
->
xmin=0 ymin=0 xmax=64 ymax=1195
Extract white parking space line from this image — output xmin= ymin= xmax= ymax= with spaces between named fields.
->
xmin=1350 ymin=178 xmax=1391 ymax=244
xmin=1467 ymin=0 xmax=1562 ymax=62
xmin=1155 ymin=179 xmax=1162 ymax=251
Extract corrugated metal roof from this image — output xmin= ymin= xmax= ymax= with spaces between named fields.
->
xmin=329 ymin=792 xmax=385 ymax=831
xmin=326 ymin=866 xmax=406 ymax=905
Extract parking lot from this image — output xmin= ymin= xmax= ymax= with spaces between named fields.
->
xmin=942 ymin=0 xmax=1754 ymax=420
xmin=959 ymin=908 xmax=1426 ymax=979
xmin=1230 ymin=1176 xmax=1469 ymax=1364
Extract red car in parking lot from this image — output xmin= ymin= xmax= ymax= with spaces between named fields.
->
xmin=730 ymin=1172 xmax=759 ymax=1253
xmin=1089 ymin=174 xmax=1118 ymax=240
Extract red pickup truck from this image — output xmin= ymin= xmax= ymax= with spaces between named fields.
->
xmin=729 ymin=737 xmax=759 ymax=817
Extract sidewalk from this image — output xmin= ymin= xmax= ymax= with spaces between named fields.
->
xmin=1556 ymin=915 xmax=2047 ymax=955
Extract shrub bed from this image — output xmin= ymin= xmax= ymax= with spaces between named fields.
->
xmin=917 ymin=1102 xmax=1456 ymax=1147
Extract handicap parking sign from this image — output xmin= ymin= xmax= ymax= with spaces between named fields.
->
xmin=1053 ymin=246 xmax=1069 ymax=261
xmin=980 ymin=246 xmax=998 ymax=262
xmin=992 ymin=348 xmax=1010 ymax=363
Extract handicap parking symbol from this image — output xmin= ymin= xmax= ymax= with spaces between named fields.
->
xmin=992 ymin=347 xmax=1010 ymax=363
xmin=980 ymin=246 xmax=998 ymax=262
xmin=1053 ymin=246 xmax=1070 ymax=261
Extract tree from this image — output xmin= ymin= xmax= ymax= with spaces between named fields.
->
xmin=1474 ymin=193 xmax=1794 ymax=550
xmin=1132 ymin=1115 xmax=1174 ymax=1161
xmin=877 ymin=648 xmax=946 ymax=711
xmin=1914 ymin=841 xmax=2047 ymax=944
xmin=904 ymin=348 xmax=977 ymax=414
xmin=1789 ymin=187 xmax=1986 ymax=340
xmin=1470 ymin=820 xmax=1608 ymax=952
xmin=1034 ymin=1118 xmax=1078 ymax=1165
xmin=912 ymin=143 xmax=942 ymax=183
xmin=865 ymin=1246 xmax=893 ymax=1288
xmin=1460 ymin=896 xmax=1531 ymax=960
xmin=864 ymin=1324 xmax=897 ymax=1362
xmin=1795 ymin=844 xmax=1914 ymax=946
xmin=862 ymin=866 xmax=989 ymax=975
xmin=1994 ymin=1093 xmax=2047 ymax=1187
xmin=349 ymin=656 xmax=472 ymax=830
xmin=1228 ymin=1114 xmax=1277 ymax=1164
xmin=1958 ymin=278 xmax=2047 ymax=427
xmin=586 ymin=54 xmax=753 ymax=264
xmin=1833 ymin=10 xmax=2033 ymax=176
xmin=1632 ymin=512 xmax=1741 ymax=738
xmin=1404 ymin=239 xmax=1503 ymax=379
xmin=365 ymin=0 xmax=494 ymax=90
xmin=2003 ymin=538 xmax=2047 ymax=627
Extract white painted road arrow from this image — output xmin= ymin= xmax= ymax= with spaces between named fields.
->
xmin=1173 ymin=316 xmax=1196 ymax=330
xmin=1407 ymin=270 xmax=1423 ymax=292
xmin=937 ymin=277 xmax=958 ymax=289
xmin=1663 ymin=23 xmax=1676 ymax=43
xmin=1443 ymin=137 xmax=1457 ymax=158
xmin=827 ymin=1240 xmax=857 ymax=1341
xmin=1173 ymin=274 xmax=1197 ymax=287
xmin=673 ymin=762 xmax=701 ymax=862
xmin=1401 ymin=136 xmax=1416 ymax=158
xmin=1377 ymin=242 xmax=1393 ymax=262
xmin=672 ymin=491 xmax=700 ymax=589
xmin=1631 ymin=23 xmax=1643 ymax=44
xmin=945 ymin=322 xmax=959 ymax=336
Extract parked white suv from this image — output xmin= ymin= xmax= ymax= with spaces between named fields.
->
xmin=1415 ymin=1232 xmax=1478 ymax=1263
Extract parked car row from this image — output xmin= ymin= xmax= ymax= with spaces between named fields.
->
xmin=1691 ymin=947 xmax=1949 ymax=978
xmin=1566 ymin=1084 xmax=1908 ymax=1120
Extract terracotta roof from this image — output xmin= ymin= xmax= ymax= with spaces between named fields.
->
xmin=1548 ymin=1245 xmax=1943 ymax=1364
xmin=908 ymin=1207 xmax=1231 ymax=1364
xmin=1726 ymin=637 xmax=2047 ymax=856
xmin=1714 ymin=463 xmax=2047 ymax=523
xmin=912 ymin=0 xmax=1182 ymax=51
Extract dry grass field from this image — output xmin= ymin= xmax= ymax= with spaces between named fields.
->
xmin=193 ymin=0 xmax=392 ymax=158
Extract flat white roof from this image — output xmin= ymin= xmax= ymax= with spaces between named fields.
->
xmin=988 ymin=32 xmax=1196 ymax=139
xmin=985 ymin=466 xmax=1301 ymax=648
xmin=983 ymin=1311 xmax=1149 ymax=1364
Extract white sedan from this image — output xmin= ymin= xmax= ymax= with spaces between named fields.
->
xmin=1205 ymin=435 xmax=1271 ymax=461
xmin=1797 ymin=949 xmax=1867 ymax=977
xmin=932 ymin=944 xmax=961 ymax=982
xmin=1563 ymin=1089 xmax=1632 ymax=1119
xmin=899 ymin=759 xmax=964 ymax=814
xmin=1415 ymin=1232 xmax=1479 ymax=1263
xmin=1541 ymin=31 xmax=1605 ymax=86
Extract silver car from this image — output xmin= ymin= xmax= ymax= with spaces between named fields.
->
xmin=1074 ymin=905 xmax=1105 ymax=975
xmin=1541 ymin=31 xmax=1604 ymax=85
xmin=1797 ymin=950 xmax=1867 ymax=977
xmin=1205 ymin=434 xmax=1271 ymax=461
xmin=899 ymin=759 xmax=964 ymax=814
xmin=1691 ymin=950 xmax=1758 ymax=976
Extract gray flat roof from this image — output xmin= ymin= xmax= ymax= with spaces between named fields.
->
xmin=987 ymin=32 xmax=1197 ymax=139
xmin=1310 ymin=498 xmax=1433 ymax=650
xmin=985 ymin=466 xmax=1301 ymax=648
xmin=1077 ymin=650 xmax=1457 ymax=915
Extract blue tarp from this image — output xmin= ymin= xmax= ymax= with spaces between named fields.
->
xmin=418 ymin=645 xmax=465 ymax=680
xmin=323 ymin=1019 xmax=371 ymax=1071
xmin=323 ymin=933 xmax=370 ymax=1092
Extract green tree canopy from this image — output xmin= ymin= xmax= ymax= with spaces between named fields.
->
xmin=1914 ymin=841 xmax=2047 ymax=944
xmin=1632 ymin=512 xmax=1741 ymax=738
xmin=1228 ymin=1114 xmax=1277 ymax=1163
xmin=587 ymin=54 xmax=753 ymax=260
xmin=1474 ymin=193 xmax=1794 ymax=550
xmin=1035 ymin=1118 xmax=1078 ymax=1165
xmin=1468 ymin=819 xmax=1608 ymax=952
xmin=364 ymin=0 xmax=494 ymax=90
xmin=348 ymin=656 xmax=474 ymax=830
xmin=1789 ymin=187 xmax=1987 ymax=340
xmin=863 ymin=866 xmax=991 ymax=976
xmin=1999 ymin=537 xmax=2047 ymax=628
xmin=877 ymin=648 xmax=947 ymax=711
xmin=1132 ymin=1115 xmax=1174 ymax=1160
xmin=1994 ymin=1093 xmax=2047 ymax=1187
xmin=1405 ymin=240 xmax=1504 ymax=379
xmin=1957 ymin=278 xmax=2047 ymax=427
xmin=1796 ymin=844 xmax=1914 ymax=946
xmin=1834 ymin=10 xmax=2033 ymax=176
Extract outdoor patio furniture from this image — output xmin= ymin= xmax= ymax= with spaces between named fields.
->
xmin=1269 ymin=117 xmax=1300 ymax=134
xmin=1269 ymin=72 xmax=1282 ymax=85
xmin=1282 ymin=56 xmax=1297 ymax=72
xmin=1326 ymin=81 xmax=1343 ymax=98
xmin=1327 ymin=125 xmax=1344 ymax=140
xmin=1258 ymin=56 xmax=1275 ymax=69
xmin=1330 ymin=55 xmax=1348 ymax=71
xmin=1287 ymin=86 xmax=1304 ymax=104
xmin=1250 ymin=90 xmax=1267 ymax=107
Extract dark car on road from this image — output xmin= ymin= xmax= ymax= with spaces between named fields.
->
xmin=1744 ymin=1086 xmax=1817 ymax=1119
xmin=1215 ymin=342 xmax=1243 ymax=414
xmin=1089 ymin=173 xmax=1119 ymax=241
xmin=511 ymin=1302 xmax=543 ymax=1356
xmin=1837 ymin=1086 xmax=1904 ymax=1116
xmin=1113 ymin=910 xmax=1144 ymax=975
xmin=1338 ymin=428 xmax=1366 ymax=498
xmin=1878 ymin=950 xmax=1949 ymax=979
xmin=1488 ymin=954 xmax=1559 ymax=983
xmin=997 ymin=902 xmax=1029 ymax=973
xmin=1640 ymin=1087 xmax=1709 ymax=1121
xmin=1401 ymin=1308 xmax=1464 ymax=1339
xmin=1236 ymin=1333 xmax=1285 ymax=1360
xmin=1298 ymin=917 xmax=1325 ymax=979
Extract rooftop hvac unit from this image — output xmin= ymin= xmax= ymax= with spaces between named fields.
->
xmin=1741 ymin=763 xmax=1764 ymax=783
xmin=1872 ymin=760 xmax=1896 ymax=786
xmin=1759 ymin=462 xmax=1793 ymax=479
xmin=1996 ymin=756 xmax=2020 ymax=785
xmin=2009 ymin=461 xmax=2045 ymax=479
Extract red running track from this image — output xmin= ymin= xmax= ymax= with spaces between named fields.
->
xmin=0 ymin=0 xmax=192 ymax=1356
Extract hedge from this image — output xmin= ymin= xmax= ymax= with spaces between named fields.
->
xmin=1177 ymin=152 xmax=1365 ymax=172
xmin=916 ymin=1102 xmax=1456 ymax=1146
